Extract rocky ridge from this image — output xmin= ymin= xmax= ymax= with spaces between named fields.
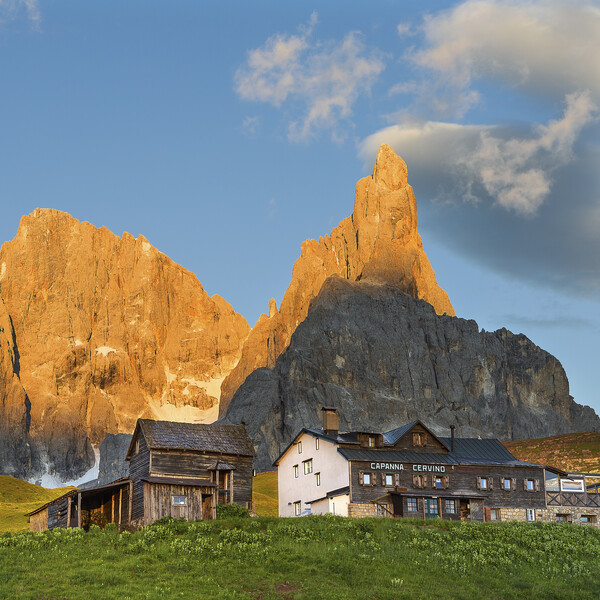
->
xmin=223 ymin=277 xmax=600 ymax=471
xmin=219 ymin=145 xmax=454 ymax=415
xmin=0 ymin=209 xmax=249 ymax=480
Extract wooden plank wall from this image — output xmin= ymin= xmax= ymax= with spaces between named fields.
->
xmin=47 ymin=497 xmax=70 ymax=530
xmin=29 ymin=509 xmax=48 ymax=532
xmin=350 ymin=461 xmax=547 ymax=509
xmin=129 ymin=432 xmax=151 ymax=521
xmin=143 ymin=483 xmax=211 ymax=525
xmin=151 ymin=453 xmax=254 ymax=508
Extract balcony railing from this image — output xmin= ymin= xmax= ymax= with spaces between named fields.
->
xmin=546 ymin=491 xmax=600 ymax=508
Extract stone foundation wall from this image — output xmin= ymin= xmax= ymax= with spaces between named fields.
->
xmin=497 ymin=506 xmax=600 ymax=528
xmin=348 ymin=503 xmax=377 ymax=518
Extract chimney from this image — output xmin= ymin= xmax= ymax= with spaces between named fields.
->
xmin=322 ymin=407 xmax=339 ymax=436
xmin=450 ymin=425 xmax=455 ymax=453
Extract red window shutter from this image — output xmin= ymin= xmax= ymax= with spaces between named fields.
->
xmin=484 ymin=508 xmax=491 ymax=522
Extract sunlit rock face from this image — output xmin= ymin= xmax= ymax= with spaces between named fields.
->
xmin=0 ymin=209 xmax=249 ymax=480
xmin=219 ymin=144 xmax=454 ymax=415
xmin=223 ymin=277 xmax=600 ymax=471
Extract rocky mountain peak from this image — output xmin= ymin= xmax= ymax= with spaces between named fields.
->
xmin=219 ymin=145 xmax=454 ymax=415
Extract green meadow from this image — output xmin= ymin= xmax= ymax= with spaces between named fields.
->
xmin=1 ymin=515 xmax=599 ymax=600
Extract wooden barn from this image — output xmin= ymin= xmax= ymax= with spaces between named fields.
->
xmin=26 ymin=419 xmax=255 ymax=531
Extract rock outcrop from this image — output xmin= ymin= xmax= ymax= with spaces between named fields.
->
xmin=223 ymin=277 xmax=600 ymax=471
xmin=219 ymin=145 xmax=454 ymax=414
xmin=0 ymin=209 xmax=249 ymax=480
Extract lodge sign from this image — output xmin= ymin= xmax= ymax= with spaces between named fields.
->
xmin=369 ymin=462 xmax=446 ymax=473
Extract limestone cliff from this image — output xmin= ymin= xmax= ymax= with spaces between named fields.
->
xmin=0 ymin=209 xmax=249 ymax=480
xmin=223 ymin=277 xmax=600 ymax=471
xmin=219 ymin=145 xmax=454 ymax=414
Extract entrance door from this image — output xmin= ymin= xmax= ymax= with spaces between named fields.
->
xmin=424 ymin=498 xmax=439 ymax=519
xmin=460 ymin=499 xmax=470 ymax=521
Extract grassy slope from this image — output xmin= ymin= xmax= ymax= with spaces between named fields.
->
xmin=1 ymin=516 xmax=599 ymax=599
xmin=503 ymin=432 xmax=600 ymax=473
xmin=252 ymin=470 xmax=278 ymax=517
xmin=0 ymin=476 xmax=75 ymax=532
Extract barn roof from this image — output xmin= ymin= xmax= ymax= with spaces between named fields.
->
xmin=126 ymin=419 xmax=256 ymax=459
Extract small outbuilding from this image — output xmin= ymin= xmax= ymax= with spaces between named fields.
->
xmin=26 ymin=419 xmax=255 ymax=530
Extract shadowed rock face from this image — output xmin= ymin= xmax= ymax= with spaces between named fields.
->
xmin=223 ymin=277 xmax=600 ymax=471
xmin=219 ymin=144 xmax=454 ymax=415
xmin=0 ymin=209 xmax=249 ymax=481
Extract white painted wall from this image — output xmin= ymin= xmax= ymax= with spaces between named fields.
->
xmin=310 ymin=493 xmax=350 ymax=517
xmin=277 ymin=432 xmax=349 ymax=517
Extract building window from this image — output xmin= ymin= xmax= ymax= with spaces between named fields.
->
xmin=556 ymin=514 xmax=570 ymax=522
xmin=413 ymin=474 xmax=425 ymax=488
xmin=297 ymin=441 xmax=302 ymax=454
xmin=413 ymin=432 xmax=427 ymax=447
xmin=315 ymin=438 xmax=319 ymax=450
xmin=385 ymin=474 xmax=394 ymax=486
xmin=581 ymin=515 xmax=596 ymax=524
xmin=434 ymin=476 xmax=444 ymax=489
xmin=526 ymin=479 xmax=534 ymax=491
xmin=478 ymin=477 xmax=489 ymax=490
xmin=135 ymin=440 xmax=139 ymax=454
xmin=362 ymin=473 xmax=371 ymax=485
xmin=315 ymin=472 xmax=321 ymax=486
xmin=489 ymin=508 xmax=500 ymax=521
xmin=502 ymin=478 xmax=512 ymax=490
xmin=425 ymin=499 xmax=439 ymax=515
xmin=293 ymin=501 xmax=301 ymax=516
xmin=368 ymin=436 xmax=375 ymax=448
xmin=303 ymin=459 xmax=313 ymax=475
xmin=526 ymin=509 xmax=536 ymax=522
xmin=172 ymin=495 xmax=187 ymax=506
xmin=445 ymin=500 xmax=456 ymax=514
xmin=293 ymin=465 xmax=299 ymax=478
xmin=407 ymin=498 xmax=418 ymax=512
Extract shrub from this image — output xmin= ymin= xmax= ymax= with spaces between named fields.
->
xmin=216 ymin=503 xmax=250 ymax=519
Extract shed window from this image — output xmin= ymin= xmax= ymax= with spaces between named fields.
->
xmin=172 ymin=495 xmax=187 ymax=506
xmin=407 ymin=498 xmax=418 ymax=512
xmin=303 ymin=459 xmax=313 ymax=475
xmin=445 ymin=500 xmax=456 ymax=514
xmin=293 ymin=501 xmax=301 ymax=516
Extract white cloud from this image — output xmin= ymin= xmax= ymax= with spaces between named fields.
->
xmin=241 ymin=116 xmax=259 ymax=136
xmin=412 ymin=0 xmax=600 ymax=115
xmin=361 ymin=91 xmax=598 ymax=215
xmin=0 ymin=0 xmax=41 ymax=30
xmin=235 ymin=14 xmax=384 ymax=141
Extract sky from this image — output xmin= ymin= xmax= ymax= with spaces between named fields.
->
xmin=0 ymin=0 xmax=598 ymax=416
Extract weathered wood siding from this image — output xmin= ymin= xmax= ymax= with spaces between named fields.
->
xmin=29 ymin=509 xmax=48 ymax=532
xmin=349 ymin=461 xmax=547 ymax=509
xmin=389 ymin=424 xmax=449 ymax=453
xmin=143 ymin=483 xmax=213 ymax=525
xmin=129 ymin=431 xmax=151 ymax=521
xmin=151 ymin=452 xmax=254 ymax=507
xmin=48 ymin=497 xmax=70 ymax=530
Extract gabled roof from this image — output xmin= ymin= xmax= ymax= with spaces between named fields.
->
xmin=126 ymin=419 xmax=255 ymax=460
xmin=384 ymin=420 xmax=450 ymax=450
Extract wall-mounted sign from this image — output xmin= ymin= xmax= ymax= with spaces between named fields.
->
xmin=560 ymin=479 xmax=585 ymax=493
xmin=370 ymin=462 xmax=404 ymax=471
xmin=413 ymin=464 xmax=446 ymax=473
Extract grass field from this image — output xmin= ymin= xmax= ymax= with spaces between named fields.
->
xmin=1 ymin=515 xmax=599 ymax=599
xmin=252 ymin=470 xmax=278 ymax=517
xmin=0 ymin=476 xmax=74 ymax=532
xmin=503 ymin=432 xmax=600 ymax=473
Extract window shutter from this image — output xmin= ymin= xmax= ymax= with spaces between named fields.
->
xmin=488 ymin=477 xmax=493 ymax=490
xmin=523 ymin=479 xmax=528 ymax=491
xmin=431 ymin=476 xmax=437 ymax=489
xmin=534 ymin=479 xmax=540 ymax=492
xmin=476 ymin=477 xmax=481 ymax=490
xmin=412 ymin=474 xmax=418 ymax=488
xmin=394 ymin=473 xmax=400 ymax=487
xmin=484 ymin=508 xmax=491 ymax=522
xmin=444 ymin=476 xmax=449 ymax=489
xmin=412 ymin=433 xmax=419 ymax=446
xmin=423 ymin=475 xmax=429 ymax=488
xmin=381 ymin=473 xmax=386 ymax=486
xmin=372 ymin=473 xmax=377 ymax=487
xmin=511 ymin=478 xmax=516 ymax=491
xmin=359 ymin=472 xmax=364 ymax=485
xmin=422 ymin=434 xmax=428 ymax=446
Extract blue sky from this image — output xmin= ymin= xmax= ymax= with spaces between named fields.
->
xmin=1 ymin=1 xmax=599 ymax=416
